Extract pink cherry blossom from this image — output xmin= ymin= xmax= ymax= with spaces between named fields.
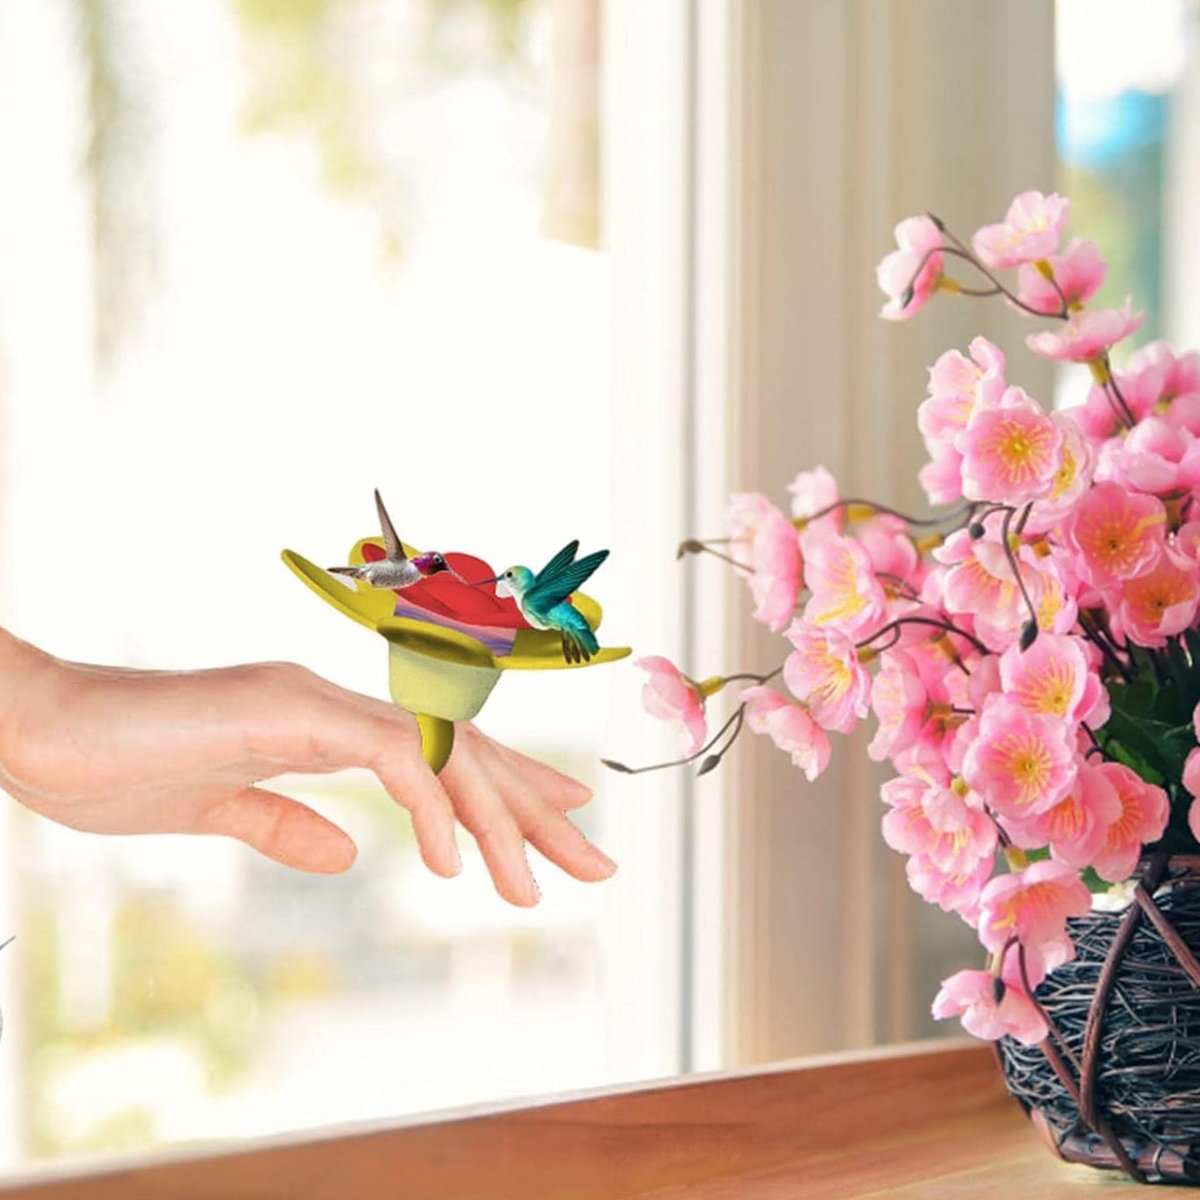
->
xmin=726 ymin=492 xmax=778 ymax=548
xmin=1129 ymin=339 xmax=1200 ymax=393
xmin=957 ymin=386 xmax=1063 ymax=505
xmin=788 ymin=466 xmax=842 ymax=532
xmin=937 ymin=534 xmax=1027 ymax=647
xmin=920 ymin=338 xmax=1007 ymax=455
xmin=915 ymin=639 xmax=977 ymax=743
xmin=868 ymin=649 xmax=928 ymax=762
xmin=1026 ymin=300 xmax=1145 ymax=363
xmin=1091 ymin=762 xmax=1170 ymax=882
xmin=746 ymin=519 xmax=803 ymax=631
xmin=1019 ymin=938 xmax=1076 ymax=987
xmin=784 ymin=622 xmax=871 ymax=735
xmin=1030 ymin=552 xmax=1079 ymax=641
xmin=906 ymin=853 xmax=995 ymax=923
xmin=932 ymin=966 xmax=1048 ymax=1045
xmin=881 ymin=776 xmax=997 ymax=877
xmin=636 ymin=657 xmax=708 ymax=755
xmin=1063 ymin=482 xmax=1166 ymax=588
xmin=726 ymin=493 xmax=802 ymax=632
xmin=800 ymin=528 xmax=887 ymax=638
xmin=1117 ymin=547 xmax=1200 ymax=648
xmin=938 ymin=529 xmax=1069 ymax=650
xmin=1069 ymin=373 xmax=1159 ymax=443
xmin=998 ymin=633 xmax=1106 ymax=726
xmin=1185 ymin=748 xmax=1200 ymax=799
xmin=928 ymin=336 xmax=1006 ymax=406
xmin=1096 ymin=416 xmax=1200 ymax=496
xmin=919 ymin=451 xmax=968 ymax=506
xmin=1190 ymin=798 xmax=1200 ymax=848
xmin=741 ymin=686 xmax=832 ymax=782
xmin=962 ymin=698 xmax=1078 ymax=821
xmin=1015 ymin=238 xmax=1105 ymax=315
xmin=972 ymin=191 xmax=1070 ymax=269
xmin=1025 ymin=413 xmax=1095 ymax=533
xmin=877 ymin=216 xmax=944 ymax=320
xmin=1128 ymin=341 xmax=1200 ymax=433
xmin=977 ymin=859 xmax=1092 ymax=956
xmin=856 ymin=514 xmax=920 ymax=584
xmin=1009 ymin=761 xmax=1121 ymax=868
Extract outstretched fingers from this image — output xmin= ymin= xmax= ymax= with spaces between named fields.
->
xmin=483 ymin=746 xmax=617 ymax=883
xmin=458 ymin=724 xmax=594 ymax=810
xmin=440 ymin=738 xmax=541 ymax=907
xmin=248 ymin=669 xmax=614 ymax=894
xmin=278 ymin=678 xmax=463 ymax=878
xmin=370 ymin=747 xmax=463 ymax=878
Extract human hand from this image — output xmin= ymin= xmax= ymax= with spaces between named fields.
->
xmin=0 ymin=634 xmax=616 ymax=905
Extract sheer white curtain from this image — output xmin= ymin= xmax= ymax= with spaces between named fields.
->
xmin=689 ymin=0 xmax=1058 ymax=1064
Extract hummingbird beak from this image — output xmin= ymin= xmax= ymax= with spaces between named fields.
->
xmin=468 ymin=574 xmax=501 ymax=588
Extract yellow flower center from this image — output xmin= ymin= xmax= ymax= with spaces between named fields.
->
xmin=979 ymin=416 xmax=1055 ymax=486
xmin=1017 ymin=661 xmax=1075 ymax=717
xmin=1049 ymin=446 xmax=1078 ymax=501
xmin=998 ymin=733 xmax=1052 ymax=806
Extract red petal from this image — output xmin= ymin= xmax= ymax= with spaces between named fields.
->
xmin=409 ymin=553 xmax=529 ymax=627
xmin=353 ymin=543 xmax=529 ymax=628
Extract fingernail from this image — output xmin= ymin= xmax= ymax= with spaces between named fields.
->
xmin=594 ymin=849 xmax=618 ymax=876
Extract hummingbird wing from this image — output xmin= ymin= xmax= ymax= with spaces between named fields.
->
xmin=374 ymin=489 xmax=407 ymax=561
xmin=535 ymin=539 xmax=579 ymax=581
xmin=526 ymin=548 xmax=610 ymax=610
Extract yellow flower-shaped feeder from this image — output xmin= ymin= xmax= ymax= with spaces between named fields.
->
xmin=282 ymin=537 xmax=630 ymax=772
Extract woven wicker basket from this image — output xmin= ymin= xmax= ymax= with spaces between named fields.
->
xmin=997 ymin=853 xmax=1200 ymax=1184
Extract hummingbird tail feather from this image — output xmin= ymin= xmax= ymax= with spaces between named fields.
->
xmin=560 ymin=616 xmax=599 ymax=663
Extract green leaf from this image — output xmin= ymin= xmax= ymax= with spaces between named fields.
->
xmin=1147 ymin=651 xmax=1200 ymax=727
xmin=1102 ymin=737 xmax=1164 ymax=785
xmin=1107 ymin=677 xmax=1157 ymax=721
xmin=1099 ymin=708 xmax=1192 ymax=781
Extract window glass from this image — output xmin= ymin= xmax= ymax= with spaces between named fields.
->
xmin=1056 ymin=0 xmax=1199 ymax=367
xmin=0 ymin=0 xmax=676 ymax=1166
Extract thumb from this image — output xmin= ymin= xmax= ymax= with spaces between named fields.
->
xmin=198 ymin=786 xmax=358 ymax=874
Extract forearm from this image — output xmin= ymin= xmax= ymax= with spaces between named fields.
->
xmin=0 ymin=626 xmax=51 ymax=672
xmin=0 ymin=627 xmax=57 ymax=776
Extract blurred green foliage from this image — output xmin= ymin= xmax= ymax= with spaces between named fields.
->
xmin=233 ymin=0 xmax=542 ymax=265
xmin=1062 ymin=159 xmax=1164 ymax=358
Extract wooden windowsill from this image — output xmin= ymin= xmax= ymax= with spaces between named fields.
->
xmin=0 ymin=1040 xmax=1141 ymax=1198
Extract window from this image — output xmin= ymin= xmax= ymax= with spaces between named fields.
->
xmin=1055 ymin=0 xmax=1200 ymax=376
xmin=0 ymin=0 xmax=690 ymax=1166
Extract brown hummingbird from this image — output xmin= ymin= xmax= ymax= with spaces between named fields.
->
xmin=328 ymin=490 xmax=461 ymax=590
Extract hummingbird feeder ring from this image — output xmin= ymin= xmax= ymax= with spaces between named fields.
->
xmin=282 ymin=536 xmax=629 ymax=773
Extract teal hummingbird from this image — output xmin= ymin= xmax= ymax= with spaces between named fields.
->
xmin=475 ymin=541 xmax=610 ymax=662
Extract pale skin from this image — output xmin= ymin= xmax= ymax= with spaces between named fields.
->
xmin=0 ymin=630 xmax=616 ymax=906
